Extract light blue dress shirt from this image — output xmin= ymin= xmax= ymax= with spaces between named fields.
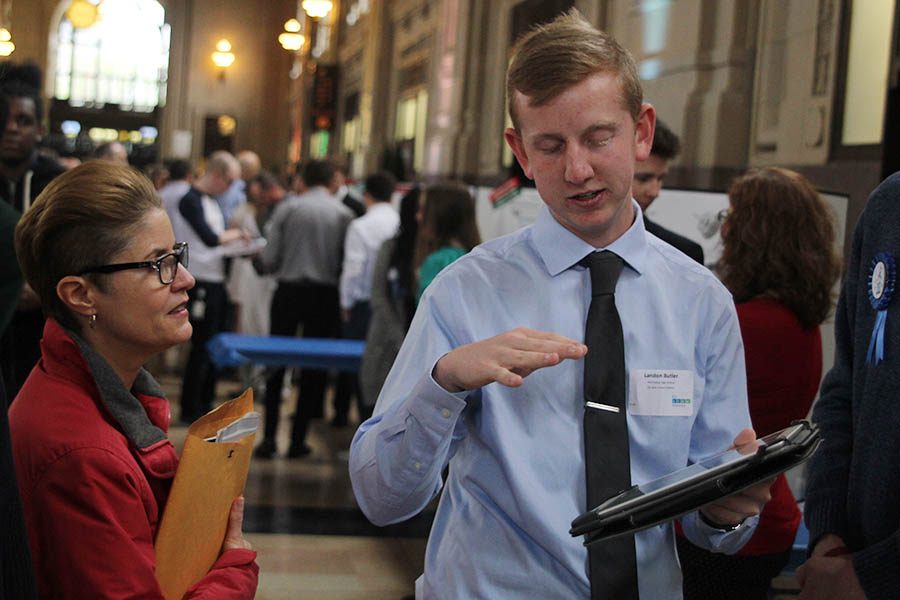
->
xmin=216 ymin=178 xmax=246 ymax=225
xmin=350 ymin=203 xmax=756 ymax=599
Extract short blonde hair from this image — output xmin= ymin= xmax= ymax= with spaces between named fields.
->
xmin=15 ymin=161 xmax=162 ymax=331
xmin=506 ymin=9 xmax=643 ymax=130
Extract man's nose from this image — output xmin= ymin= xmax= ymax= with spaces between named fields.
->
xmin=564 ymin=147 xmax=593 ymax=185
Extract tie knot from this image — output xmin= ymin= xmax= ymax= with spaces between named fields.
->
xmin=580 ymin=251 xmax=624 ymax=296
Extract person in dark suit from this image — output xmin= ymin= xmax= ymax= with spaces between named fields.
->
xmin=632 ymin=119 xmax=705 ymax=265
xmin=0 ymin=83 xmax=38 ymax=600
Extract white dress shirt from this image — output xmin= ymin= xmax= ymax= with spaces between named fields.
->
xmin=339 ymin=202 xmax=400 ymax=309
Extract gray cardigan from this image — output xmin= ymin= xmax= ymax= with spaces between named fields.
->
xmin=360 ymin=239 xmax=411 ymax=408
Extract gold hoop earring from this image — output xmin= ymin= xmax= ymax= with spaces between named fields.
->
xmin=89 ymin=313 xmax=97 ymax=329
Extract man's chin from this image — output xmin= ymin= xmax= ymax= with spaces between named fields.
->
xmin=0 ymin=153 xmax=30 ymax=169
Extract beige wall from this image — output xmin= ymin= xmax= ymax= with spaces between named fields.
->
xmin=6 ymin=0 xmax=888 ymax=225
xmin=10 ymin=0 xmax=295 ymax=173
xmin=164 ymin=0 xmax=294 ymax=171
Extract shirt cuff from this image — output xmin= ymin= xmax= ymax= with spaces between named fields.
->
xmin=403 ymin=367 xmax=468 ymax=430
xmin=682 ymin=510 xmax=759 ymax=554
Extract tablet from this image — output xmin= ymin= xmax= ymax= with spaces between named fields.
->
xmin=219 ymin=237 xmax=267 ymax=258
xmin=569 ymin=420 xmax=821 ymax=544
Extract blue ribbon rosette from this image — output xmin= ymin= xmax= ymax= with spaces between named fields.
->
xmin=866 ymin=252 xmax=895 ymax=364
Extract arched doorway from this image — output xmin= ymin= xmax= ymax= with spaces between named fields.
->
xmin=45 ymin=0 xmax=170 ymax=168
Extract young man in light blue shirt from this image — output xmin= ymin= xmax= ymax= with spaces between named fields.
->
xmin=350 ymin=10 xmax=771 ymax=599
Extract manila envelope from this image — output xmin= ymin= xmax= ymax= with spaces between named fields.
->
xmin=154 ymin=389 xmax=255 ymax=599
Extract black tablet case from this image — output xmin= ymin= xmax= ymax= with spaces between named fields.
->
xmin=570 ymin=420 xmax=821 ymax=545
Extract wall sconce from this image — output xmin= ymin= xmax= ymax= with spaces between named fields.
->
xmin=0 ymin=0 xmax=14 ymax=56
xmin=65 ymin=0 xmax=101 ymax=29
xmin=211 ymin=38 xmax=235 ymax=81
xmin=278 ymin=18 xmax=305 ymax=51
xmin=0 ymin=28 xmax=14 ymax=57
xmin=301 ymin=0 xmax=333 ymax=19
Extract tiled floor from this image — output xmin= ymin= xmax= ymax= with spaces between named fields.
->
xmin=160 ymin=370 xmax=426 ymax=600
xmin=246 ymin=534 xmax=424 ymax=600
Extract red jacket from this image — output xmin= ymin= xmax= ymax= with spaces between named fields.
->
xmin=9 ymin=319 xmax=258 ymax=599
xmin=735 ymin=297 xmax=821 ymax=555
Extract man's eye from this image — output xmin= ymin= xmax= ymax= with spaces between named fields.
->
xmin=587 ymin=136 xmax=612 ymax=148
xmin=537 ymin=144 xmax=562 ymax=154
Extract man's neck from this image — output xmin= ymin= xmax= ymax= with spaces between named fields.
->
xmin=193 ymin=176 xmax=214 ymax=196
xmin=0 ymin=152 xmax=36 ymax=180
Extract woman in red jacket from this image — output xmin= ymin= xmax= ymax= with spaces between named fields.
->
xmin=677 ymin=167 xmax=841 ymax=598
xmin=9 ymin=162 xmax=258 ymax=598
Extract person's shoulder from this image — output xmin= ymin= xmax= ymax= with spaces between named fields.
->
xmin=736 ymin=296 xmax=798 ymax=326
xmin=11 ymin=380 xmax=133 ymax=481
xmin=433 ymin=228 xmax=536 ymax=282
xmin=476 ymin=226 xmax=534 ymax=259
xmin=34 ymin=153 xmax=66 ymax=178
xmin=421 ymin=247 xmax=462 ymax=272
xmin=645 ymin=219 xmax=704 ymax=263
xmin=645 ymin=232 xmax=709 ymax=275
xmin=643 ymin=232 xmax=730 ymax=304
xmin=865 ymin=172 xmax=900 ymax=218
xmin=275 ymin=192 xmax=307 ymax=214
xmin=179 ymin=186 xmax=203 ymax=203
xmin=736 ymin=295 xmax=789 ymax=312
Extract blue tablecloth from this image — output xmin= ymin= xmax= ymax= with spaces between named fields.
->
xmin=207 ymin=333 xmax=365 ymax=372
xmin=785 ymin=519 xmax=810 ymax=574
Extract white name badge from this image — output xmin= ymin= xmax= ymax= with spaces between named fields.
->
xmin=628 ymin=369 xmax=694 ymax=416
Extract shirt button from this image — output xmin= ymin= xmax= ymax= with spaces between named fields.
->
xmin=414 ymin=462 xmax=422 ymax=470
xmin=441 ymin=408 xmax=451 ymax=418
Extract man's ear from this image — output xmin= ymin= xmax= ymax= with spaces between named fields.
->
xmin=633 ymin=103 xmax=656 ymax=162
xmin=56 ymin=276 xmax=97 ymax=319
xmin=504 ymin=128 xmax=534 ymax=180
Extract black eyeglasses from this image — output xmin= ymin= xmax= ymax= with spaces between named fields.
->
xmin=78 ymin=242 xmax=189 ymax=285
xmin=716 ymin=208 xmax=731 ymax=224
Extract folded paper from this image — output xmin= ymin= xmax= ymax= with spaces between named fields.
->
xmin=155 ymin=389 xmax=256 ymax=599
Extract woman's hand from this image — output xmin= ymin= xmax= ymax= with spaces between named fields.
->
xmin=222 ymin=496 xmax=253 ymax=552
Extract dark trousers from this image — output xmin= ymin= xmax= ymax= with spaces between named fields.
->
xmin=1 ymin=371 xmax=38 ymax=599
xmin=0 ymin=308 xmax=44 ymax=401
xmin=179 ymin=281 xmax=228 ymax=422
xmin=676 ymin=534 xmax=791 ymax=599
xmin=333 ymin=300 xmax=372 ymax=423
xmin=262 ymin=281 xmax=341 ymax=447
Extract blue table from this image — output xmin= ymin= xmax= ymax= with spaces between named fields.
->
xmin=784 ymin=519 xmax=809 ymax=574
xmin=208 ymin=333 xmax=366 ymax=372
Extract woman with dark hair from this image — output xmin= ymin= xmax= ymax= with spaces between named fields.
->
xmin=678 ymin=167 xmax=841 ymax=599
xmin=9 ymin=161 xmax=258 ymax=598
xmin=359 ymin=186 xmax=420 ymax=414
xmin=415 ymin=183 xmax=481 ymax=302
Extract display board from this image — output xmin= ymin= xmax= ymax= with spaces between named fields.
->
xmin=646 ymin=188 xmax=849 ymax=270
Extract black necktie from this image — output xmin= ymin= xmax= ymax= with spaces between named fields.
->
xmin=581 ymin=251 xmax=639 ymax=599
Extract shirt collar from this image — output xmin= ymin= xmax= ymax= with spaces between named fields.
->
xmin=532 ymin=199 xmax=650 ymax=277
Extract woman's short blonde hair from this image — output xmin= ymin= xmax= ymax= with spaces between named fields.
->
xmin=506 ymin=8 xmax=643 ymax=131
xmin=15 ymin=161 xmax=162 ymax=331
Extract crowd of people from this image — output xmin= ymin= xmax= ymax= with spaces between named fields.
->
xmin=1 ymin=8 xmax=898 ymax=600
